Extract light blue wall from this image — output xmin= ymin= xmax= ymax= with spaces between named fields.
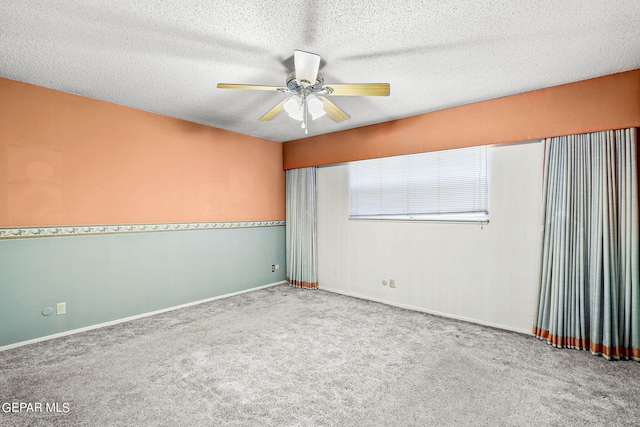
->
xmin=0 ymin=226 xmax=286 ymax=347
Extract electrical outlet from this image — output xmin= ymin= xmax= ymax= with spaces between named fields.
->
xmin=389 ymin=279 xmax=396 ymax=288
xmin=382 ymin=280 xmax=388 ymax=286
xmin=271 ymin=265 xmax=275 ymax=272
xmin=275 ymin=265 xmax=280 ymax=270
xmin=56 ymin=302 xmax=66 ymax=315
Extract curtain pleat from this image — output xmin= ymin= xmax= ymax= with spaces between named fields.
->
xmin=286 ymin=167 xmax=318 ymax=289
xmin=534 ymin=128 xmax=639 ymax=360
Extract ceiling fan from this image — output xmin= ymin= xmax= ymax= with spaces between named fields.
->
xmin=217 ymin=50 xmax=390 ymax=134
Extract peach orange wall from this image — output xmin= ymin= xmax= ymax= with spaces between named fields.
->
xmin=283 ymin=69 xmax=640 ymax=169
xmin=0 ymin=78 xmax=285 ymax=227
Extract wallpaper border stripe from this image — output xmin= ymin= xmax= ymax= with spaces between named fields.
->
xmin=0 ymin=220 xmax=286 ymax=240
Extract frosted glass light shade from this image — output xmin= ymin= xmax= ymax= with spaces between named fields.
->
xmin=284 ymin=96 xmax=303 ymax=121
xmin=294 ymin=50 xmax=321 ymax=83
xmin=307 ymin=95 xmax=326 ymax=120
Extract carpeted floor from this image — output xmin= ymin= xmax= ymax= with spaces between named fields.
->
xmin=1 ymin=284 xmax=639 ymax=426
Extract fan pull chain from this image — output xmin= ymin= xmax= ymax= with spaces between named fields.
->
xmin=303 ymin=96 xmax=309 ymax=134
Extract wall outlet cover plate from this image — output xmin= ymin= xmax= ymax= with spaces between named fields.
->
xmin=56 ymin=302 xmax=66 ymax=315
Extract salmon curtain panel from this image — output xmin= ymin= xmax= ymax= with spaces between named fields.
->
xmin=534 ymin=128 xmax=639 ymax=360
xmin=286 ymin=167 xmax=318 ymax=289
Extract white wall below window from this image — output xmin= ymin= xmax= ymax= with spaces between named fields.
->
xmin=317 ymin=141 xmax=544 ymax=334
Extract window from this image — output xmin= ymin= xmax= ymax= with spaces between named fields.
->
xmin=349 ymin=146 xmax=488 ymax=221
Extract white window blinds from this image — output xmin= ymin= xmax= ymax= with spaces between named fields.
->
xmin=349 ymin=146 xmax=488 ymax=220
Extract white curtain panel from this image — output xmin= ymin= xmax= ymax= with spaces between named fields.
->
xmin=535 ymin=128 xmax=639 ymax=360
xmin=286 ymin=167 xmax=318 ymax=289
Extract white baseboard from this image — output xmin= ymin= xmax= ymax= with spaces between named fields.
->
xmin=319 ymin=286 xmax=532 ymax=335
xmin=0 ymin=281 xmax=287 ymax=352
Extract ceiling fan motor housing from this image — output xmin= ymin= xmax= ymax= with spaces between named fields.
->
xmin=286 ymin=72 xmax=330 ymax=97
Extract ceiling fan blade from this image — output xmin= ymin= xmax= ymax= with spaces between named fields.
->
xmin=294 ymin=50 xmax=321 ymax=83
xmin=319 ymin=97 xmax=350 ymax=122
xmin=258 ymin=97 xmax=290 ymax=122
xmin=324 ymin=83 xmax=390 ymax=96
xmin=217 ymin=83 xmax=285 ymax=91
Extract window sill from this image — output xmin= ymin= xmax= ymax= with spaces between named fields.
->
xmin=349 ymin=215 xmax=490 ymax=224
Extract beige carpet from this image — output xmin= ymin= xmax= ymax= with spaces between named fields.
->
xmin=1 ymin=284 xmax=639 ymax=426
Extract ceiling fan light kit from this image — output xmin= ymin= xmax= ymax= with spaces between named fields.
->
xmin=284 ymin=95 xmax=325 ymax=122
xmin=217 ymin=50 xmax=390 ymax=134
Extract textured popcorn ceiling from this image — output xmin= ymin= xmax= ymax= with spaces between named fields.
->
xmin=1 ymin=1 xmax=639 ymax=142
